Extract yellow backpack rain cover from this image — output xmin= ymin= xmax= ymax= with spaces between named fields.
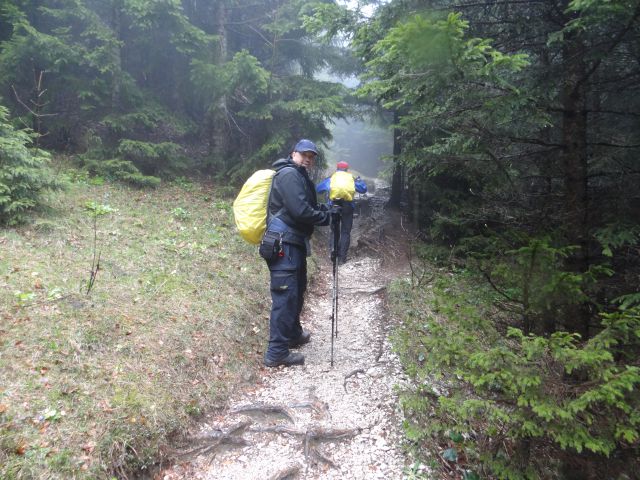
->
xmin=329 ymin=170 xmax=355 ymax=201
xmin=233 ymin=169 xmax=276 ymax=244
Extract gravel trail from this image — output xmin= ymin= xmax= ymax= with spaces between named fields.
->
xmin=161 ymin=188 xmax=412 ymax=479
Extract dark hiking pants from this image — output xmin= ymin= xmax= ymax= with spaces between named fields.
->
xmin=265 ymin=242 xmax=307 ymax=361
xmin=330 ymin=203 xmax=354 ymax=262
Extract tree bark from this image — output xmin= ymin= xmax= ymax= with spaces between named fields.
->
xmin=110 ymin=0 xmax=123 ymax=113
xmin=388 ymin=109 xmax=403 ymax=208
xmin=210 ymin=0 xmax=229 ymax=171
xmin=561 ymin=31 xmax=590 ymax=338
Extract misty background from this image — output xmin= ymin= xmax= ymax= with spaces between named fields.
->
xmin=326 ymin=118 xmax=392 ymax=178
xmin=316 ymin=73 xmax=393 ymax=179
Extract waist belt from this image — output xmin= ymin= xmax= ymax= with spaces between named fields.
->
xmin=280 ymin=230 xmax=306 ymax=246
xmin=266 ymin=216 xmax=307 ymax=246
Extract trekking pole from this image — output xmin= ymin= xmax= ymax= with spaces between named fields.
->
xmin=330 ymin=208 xmax=341 ymax=367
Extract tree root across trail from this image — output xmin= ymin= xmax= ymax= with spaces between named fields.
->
xmin=160 ymin=200 xmax=412 ymax=479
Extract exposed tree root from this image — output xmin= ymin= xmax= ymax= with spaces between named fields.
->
xmin=268 ymin=463 xmax=301 ymax=480
xmin=343 ymin=368 xmax=366 ymax=392
xmin=248 ymin=424 xmax=302 ymax=436
xmin=308 ymin=389 xmax=331 ymax=421
xmin=374 ymin=336 xmax=385 ymax=363
xmin=307 ymin=445 xmax=336 ymax=468
xmin=288 ymin=387 xmax=331 ymax=421
xmin=288 ymin=401 xmax=313 ymax=409
xmin=248 ymin=424 xmax=359 ymax=440
xmin=374 ymin=310 xmax=390 ymax=363
xmin=176 ymin=418 xmax=253 ymax=459
xmin=230 ymin=402 xmax=295 ymax=424
xmin=248 ymin=423 xmax=361 ymax=471
xmin=342 ymin=286 xmax=387 ymax=295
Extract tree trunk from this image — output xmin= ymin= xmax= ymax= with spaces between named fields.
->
xmin=388 ymin=109 xmax=403 ymax=208
xmin=561 ymin=32 xmax=590 ymax=338
xmin=110 ymin=1 xmax=123 ymax=113
xmin=210 ymin=0 xmax=228 ymax=171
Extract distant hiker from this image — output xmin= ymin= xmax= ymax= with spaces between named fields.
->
xmin=261 ymin=139 xmax=334 ymax=368
xmin=316 ymin=161 xmax=367 ymax=264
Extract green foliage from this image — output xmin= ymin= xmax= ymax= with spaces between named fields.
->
xmin=0 ymin=105 xmax=64 ymax=225
xmin=84 ymin=201 xmax=115 ymax=217
xmin=391 ymin=269 xmax=640 ymax=479
xmin=302 ymin=2 xmax=359 ymax=43
xmin=191 ymin=50 xmax=270 ymax=107
xmin=614 ymin=293 xmax=640 ymax=310
xmin=594 ymin=224 xmax=640 ymax=258
xmin=483 ymin=236 xmax=614 ymax=333
xmin=101 ymin=103 xmax=194 ymax=140
xmin=0 ymin=0 xmax=354 ymax=181
xmin=355 ymin=9 xmax=542 ymax=248
xmin=171 ymin=207 xmax=190 ymax=221
xmin=14 ymin=290 xmax=36 ymax=307
xmin=116 ymin=139 xmax=185 ymax=175
xmin=0 ymin=0 xmax=129 ymax=134
xmin=82 ymin=158 xmax=160 ymax=189
xmin=359 ymin=12 xmax=529 ymax=115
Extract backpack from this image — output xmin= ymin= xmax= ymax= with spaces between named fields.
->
xmin=329 ymin=171 xmax=356 ymax=202
xmin=233 ymin=166 xmax=293 ymax=244
xmin=233 ymin=169 xmax=277 ymax=244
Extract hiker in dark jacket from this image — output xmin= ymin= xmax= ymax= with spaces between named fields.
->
xmin=262 ymin=139 xmax=332 ymax=367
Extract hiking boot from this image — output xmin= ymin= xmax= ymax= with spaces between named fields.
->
xmin=264 ymin=352 xmax=305 ymax=368
xmin=289 ymin=330 xmax=311 ymax=348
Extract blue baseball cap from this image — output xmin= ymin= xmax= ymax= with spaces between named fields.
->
xmin=294 ymin=139 xmax=318 ymax=155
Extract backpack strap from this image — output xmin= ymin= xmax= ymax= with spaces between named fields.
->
xmin=266 ymin=165 xmax=306 ymax=244
xmin=266 ymin=165 xmax=295 ymax=225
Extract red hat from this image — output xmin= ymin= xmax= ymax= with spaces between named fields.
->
xmin=336 ymin=161 xmax=349 ymax=170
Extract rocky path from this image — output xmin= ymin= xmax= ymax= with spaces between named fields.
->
xmin=161 ymin=190 xmax=413 ymax=479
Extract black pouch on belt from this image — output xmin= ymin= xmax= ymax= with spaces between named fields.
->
xmin=259 ymin=230 xmax=282 ymax=261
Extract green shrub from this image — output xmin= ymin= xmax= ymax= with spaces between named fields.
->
xmin=391 ymin=272 xmax=640 ymax=479
xmin=0 ymin=105 xmax=65 ymax=225
xmin=83 ymin=158 xmax=161 ymax=188
xmin=117 ymin=139 xmax=186 ymax=176
xmin=481 ymin=236 xmax=612 ymax=335
xmin=102 ymin=105 xmax=194 ymax=139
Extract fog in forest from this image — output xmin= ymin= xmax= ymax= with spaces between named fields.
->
xmin=325 ymin=118 xmax=392 ymax=179
xmin=313 ymin=69 xmax=392 ymax=180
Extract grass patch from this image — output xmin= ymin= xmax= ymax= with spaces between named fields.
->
xmin=0 ymin=167 xmax=271 ymax=478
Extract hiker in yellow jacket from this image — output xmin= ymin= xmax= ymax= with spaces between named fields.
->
xmin=316 ymin=161 xmax=367 ymax=264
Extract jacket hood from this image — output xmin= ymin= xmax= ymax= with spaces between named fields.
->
xmin=272 ymin=157 xmax=294 ymax=170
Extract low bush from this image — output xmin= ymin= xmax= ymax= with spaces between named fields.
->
xmin=83 ymin=158 xmax=161 ymax=188
xmin=391 ymin=264 xmax=640 ymax=479
xmin=0 ymin=105 xmax=65 ymax=225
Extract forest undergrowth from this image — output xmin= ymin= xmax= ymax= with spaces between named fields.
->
xmin=0 ymin=166 xmax=272 ymax=479
xmin=389 ymin=246 xmax=640 ymax=480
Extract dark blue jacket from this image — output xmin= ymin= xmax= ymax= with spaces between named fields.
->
xmin=268 ymin=158 xmax=329 ymax=239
